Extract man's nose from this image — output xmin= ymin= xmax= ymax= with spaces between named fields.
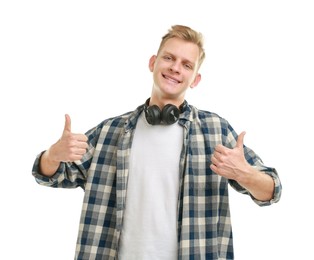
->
xmin=169 ymin=61 xmax=181 ymax=73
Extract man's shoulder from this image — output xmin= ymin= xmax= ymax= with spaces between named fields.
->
xmin=190 ymin=105 xmax=226 ymax=122
xmin=94 ymin=110 xmax=136 ymax=131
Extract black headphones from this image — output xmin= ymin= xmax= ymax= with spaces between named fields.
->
xmin=144 ymin=98 xmax=184 ymax=125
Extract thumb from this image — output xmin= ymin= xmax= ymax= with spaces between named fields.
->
xmin=63 ymin=114 xmax=71 ymax=133
xmin=236 ymin=131 xmax=246 ymax=149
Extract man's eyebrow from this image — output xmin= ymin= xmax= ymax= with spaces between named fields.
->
xmin=162 ymin=51 xmax=195 ymax=65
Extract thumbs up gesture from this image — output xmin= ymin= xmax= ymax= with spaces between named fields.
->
xmin=210 ymin=131 xmax=250 ymax=180
xmin=49 ymin=114 xmax=88 ymax=163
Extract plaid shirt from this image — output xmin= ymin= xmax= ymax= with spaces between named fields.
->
xmin=32 ymin=102 xmax=282 ymax=260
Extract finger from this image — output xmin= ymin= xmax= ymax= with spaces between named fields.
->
xmin=236 ymin=131 xmax=246 ymax=148
xmin=214 ymin=144 xmax=227 ymax=154
xmin=211 ymin=155 xmax=219 ymax=166
xmin=72 ymin=133 xmax=88 ymax=142
xmin=210 ymin=163 xmax=219 ymax=175
xmin=75 ymin=148 xmax=88 ymax=156
xmin=63 ymin=114 xmax=71 ymax=133
xmin=75 ymin=137 xmax=89 ymax=148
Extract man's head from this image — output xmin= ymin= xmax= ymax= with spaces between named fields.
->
xmin=148 ymin=25 xmax=204 ymax=107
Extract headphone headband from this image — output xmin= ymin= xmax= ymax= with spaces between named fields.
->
xmin=144 ymin=98 xmax=184 ymax=125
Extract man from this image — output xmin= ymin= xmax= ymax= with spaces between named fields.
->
xmin=32 ymin=25 xmax=282 ymax=260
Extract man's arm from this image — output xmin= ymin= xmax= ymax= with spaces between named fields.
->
xmin=210 ymin=131 xmax=274 ymax=201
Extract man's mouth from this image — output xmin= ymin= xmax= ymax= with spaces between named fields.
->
xmin=162 ymin=74 xmax=181 ymax=84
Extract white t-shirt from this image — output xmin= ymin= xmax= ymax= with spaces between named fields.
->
xmin=118 ymin=112 xmax=183 ymax=260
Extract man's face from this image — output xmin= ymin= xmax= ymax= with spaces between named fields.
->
xmin=149 ymin=37 xmax=201 ymax=101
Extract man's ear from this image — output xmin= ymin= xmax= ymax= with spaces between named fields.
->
xmin=190 ymin=73 xmax=201 ymax=88
xmin=149 ymin=55 xmax=157 ymax=72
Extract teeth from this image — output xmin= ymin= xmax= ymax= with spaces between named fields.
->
xmin=165 ymin=75 xmax=179 ymax=83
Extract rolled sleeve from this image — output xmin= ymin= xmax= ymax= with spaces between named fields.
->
xmin=32 ymin=151 xmax=86 ymax=189
xmin=32 ymin=151 xmax=66 ymax=187
xmin=253 ymin=167 xmax=282 ymax=206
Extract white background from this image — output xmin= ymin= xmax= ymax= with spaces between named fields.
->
xmin=1 ymin=1 xmax=313 ymax=259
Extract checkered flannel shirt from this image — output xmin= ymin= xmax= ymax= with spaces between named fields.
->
xmin=32 ymin=102 xmax=282 ymax=260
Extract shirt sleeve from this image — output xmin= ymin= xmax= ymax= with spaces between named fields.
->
xmin=32 ymin=151 xmax=89 ymax=189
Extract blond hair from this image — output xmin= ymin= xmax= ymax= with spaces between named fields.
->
xmin=157 ymin=25 xmax=206 ymax=69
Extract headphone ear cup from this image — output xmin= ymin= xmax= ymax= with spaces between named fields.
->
xmin=145 ymin=105 xmax=162 ymax=125
xmin=161 ymin=104 xmax=180 ymax=125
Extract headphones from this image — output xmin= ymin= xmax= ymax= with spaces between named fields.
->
xmin=144 ymin=98 xmax=184 ymax=125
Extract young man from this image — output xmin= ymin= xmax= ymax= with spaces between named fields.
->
xmin=32 ymin=25 xmax=282 ymax=260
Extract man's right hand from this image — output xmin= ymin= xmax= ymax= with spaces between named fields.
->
xmin=39 ymin=114 xmax=88 ymax=176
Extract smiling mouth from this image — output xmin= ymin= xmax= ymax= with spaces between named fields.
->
xmin=162 ymin=74 xmax=181 ymax=84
